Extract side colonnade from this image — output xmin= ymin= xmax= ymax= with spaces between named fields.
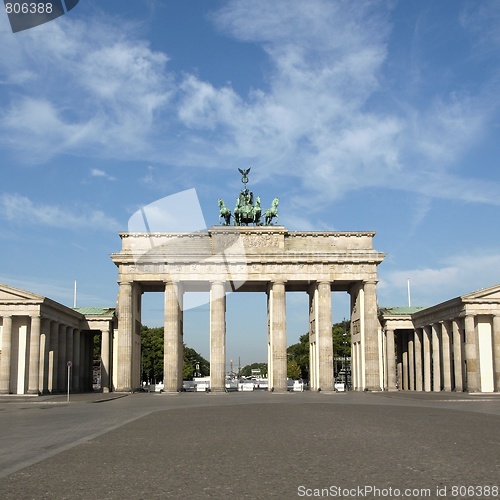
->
xmin=0 ymin=284 xmax=116 ymax=395
xmin=0 ymin=313 xmax=92 ymax=395
xmin=380 ymin=285 xmax=500 ymax=393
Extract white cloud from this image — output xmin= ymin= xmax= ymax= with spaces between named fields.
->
xmin=90 ymin=169 xmax=116 ymax=181
xmin=0 ymin=15 xmax=174 ymax=163
xmin=141 ymin=166 xmax=155 ymax=185
xmin=0 ymin=1 xmax=500 ymax=208
xmin=0 ymin=193 xmax=120 ymax=231
xmin=379 ymin=250 xmax=500 ymax=306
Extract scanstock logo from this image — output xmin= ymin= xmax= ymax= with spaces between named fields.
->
xmin=127 ymin=189 xmax=248 ymax=311
xmin=4 ymin=0 xmax=79 ymax=33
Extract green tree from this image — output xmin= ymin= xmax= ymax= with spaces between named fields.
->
xmin=183 ymin=345 xmax=210 ymax=380
xmin=332 ymin=320 xmax=351 ymax=359
xmin=141 ymin=326 xmax=164 ymax=383
xmin=183 ymin=360 xmax=194 ymax=380
xmin=286 ymin=322 xmax=351 ymax=381
xmin=240 ymin=362 xmax=268 ymax=377
xmin=287 ymin=333 xmax=310 ymax=380
xmin=140 ymin=326 xmax=210 ymax=383
xmin=287 ymin=359 xmax=302 ymax=379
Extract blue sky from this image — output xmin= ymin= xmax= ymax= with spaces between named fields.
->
xmin=1 ymin=0 xmax=500 ymax=366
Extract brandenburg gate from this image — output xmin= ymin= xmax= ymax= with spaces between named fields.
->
xmin=111 ymin=227 xmax=385 ymax=393
xmin=110 ymin=171 xmax=385 ymax=393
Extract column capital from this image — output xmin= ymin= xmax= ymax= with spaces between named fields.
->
xmin=271 ymin=279 xmax=287 ymax=285
xmin=267 ymin=280 xmax=286 ymax=294
xmin=210 ymin=280 xmax=226 ymax=286
xmin=164 ymin=279 xmax=181 ymax=285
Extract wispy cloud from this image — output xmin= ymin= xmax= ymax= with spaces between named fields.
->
xmin=90 ymin=168 xmax=116 ymax=181
xmin=0 ymin=193 xmax=120 ymax=231
xmin=379 ymin=249 xmax=500 ymax=306
xmin=141 ymin=165 xmax=155 ymax=185
xmin=0 ymin=1 xmax=499 ymax=209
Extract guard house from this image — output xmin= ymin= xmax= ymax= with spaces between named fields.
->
xmin=379 ymin=284 xmax=500 ymax=393
xmin=0 ymin=283 xmax=116 ymax=395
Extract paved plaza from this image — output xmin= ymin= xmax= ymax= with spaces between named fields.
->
xmin=0 ymin=391 xmax=499 ymax=499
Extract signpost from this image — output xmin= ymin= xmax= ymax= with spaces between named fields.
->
xmin=67 ymin=361 xmax=72 ymax=403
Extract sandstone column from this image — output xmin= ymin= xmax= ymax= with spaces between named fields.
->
xmin=363 ymin=281 xmax=381 ymax=391
xmin=464 ymin=314 xmax=479 ymax=392
xmin=39 ymin=319 xmax=50 ymax=394
xmin=49 ymin=321 xmax=59 ymax=393
xmin=0 ymin=315 xmax=13 ymax=394
xmin=83 ymin=334 xmax=90 ymax=391
xmin=268 ymin=281 xmax=287 ymax=392
xmin=27 ymin=315 xmax=41 ymax=394
xmin=452 ymin=318 xmax=464 ymax=392
xmin=79 ymin=332 xmax=86 ymax=391
xmin=493 ymin=315 xmax=500 ymax=392
xmin=57 ymin=323 xmax=67 ymax=393
xmin=396 ymin=333 xmax=403 ymax=390
xmin=408 ymin=331 xmax=415 ymax=391
xmin=66 ymin=327 xmax=73 ymax=392
xmin=164 ymin=281 xmax=183 ymax=393
xmin=307 ymin=285 xmax=317 ymax=390
xmin=101 ymin=325 xmax=111 ymax=393
xmin=414 ymin=329 xmax=423 ymax=391
xmin=432 ymin=323 xmax=441 ymax=392
xmin=72 ymin=329 xmax=81 ymax=392
xmin=210 ymin=281 xmax=226 ymax=392
xmin=441 ymin=320 xmax=452 ymax=391
xmin=116 ymin=282 xmax=133 ymax=391
xmin=385 ymin=328 xmax=397 ymax=391
xmin=317 ymin=281 xmax=334 ymax=391
xmin=402 ymin=332 xmax=409 ymax=390
xmin=351 ymin=342 xmax=358 ymax=390
xmin=423 ymin=325 xmax=432 ymax=392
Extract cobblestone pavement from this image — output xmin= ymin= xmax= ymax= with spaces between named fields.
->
xmin=0 ymin=391 xmax=498 ymax=499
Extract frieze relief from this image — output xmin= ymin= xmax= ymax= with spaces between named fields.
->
xmin=241 ymin=233 xmax=281 ymax=248
xmin=211 ymin=233 xmax=241 ymax=254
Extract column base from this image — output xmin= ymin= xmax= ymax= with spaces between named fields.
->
xmin=271 ymin=387 xmax=287 ymax=393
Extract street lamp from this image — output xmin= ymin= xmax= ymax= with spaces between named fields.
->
xmin=343 ymin=318 xmax=347 ymax=390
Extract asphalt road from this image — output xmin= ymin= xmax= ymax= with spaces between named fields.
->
xmin=0 ymin=391 xmax=498 ymax=499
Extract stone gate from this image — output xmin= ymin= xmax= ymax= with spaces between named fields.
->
xmin=110 ymin=226 xmax=385 ymax=392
